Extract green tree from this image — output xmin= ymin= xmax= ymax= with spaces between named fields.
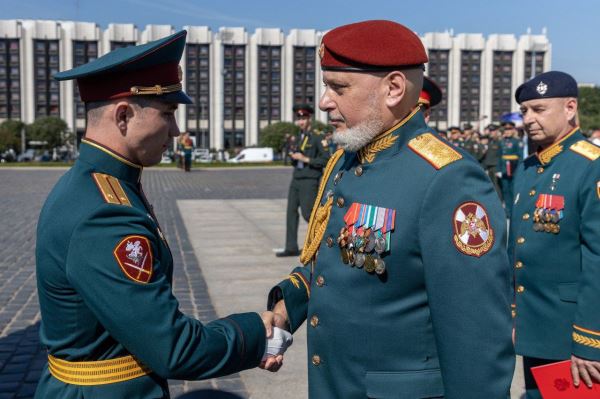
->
xmin=26 ymin=116 xmax=70 ymax=149
xmin=259 ymin=122 xmax=299 ymax=151
xmin=0 ymin=120 xmax=24 ymax=153
xmin=579 ymin=87 xmax=600 ymax=132
xmin=312 ymin=120 xmax=334 ymax=135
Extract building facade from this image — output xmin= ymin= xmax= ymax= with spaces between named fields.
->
xmin=0 ymin=19 xmax=551 ymax=150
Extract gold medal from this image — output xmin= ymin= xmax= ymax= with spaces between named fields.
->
xmin=364 ymin=255 xmax=376 ymax=273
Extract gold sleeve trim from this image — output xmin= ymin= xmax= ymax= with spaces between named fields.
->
xmin=574 ymin=324 xmax=600 ymax=337
xmin=573 ymin=332 xmax=600 ymax=349
xmin=570 ymin=140 xmax=600 ymax=161
xmin=48 ymin=354 xmax=151 ymax=386
xmin=408 ymin=132 xmax=462 ymax=169
xmin=300 ymin=149 xmax=344 ymax=265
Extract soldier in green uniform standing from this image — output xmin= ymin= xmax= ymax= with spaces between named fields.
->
xmin=265 ymin=20 xmax=514 ymax=398
xmin=276 ymin=104 xmax=330 ymax=257
xmin=480 ymin=124 xmax=502 ymax=197
xmin=498 ymin=121 xmax=523 ymax=216
xmin=510 ymin=71 xmax=600 ymax=398
xmin=34 ymin=31 xmax=286 ymax=399
xmin=417 ymin=76 xmax=442 ymax=125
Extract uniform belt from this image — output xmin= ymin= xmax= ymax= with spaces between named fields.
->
xmin=48 ymin=354 xmax=152 ymax=386
xmin=502 ymin=155 xmax=519 ymax=160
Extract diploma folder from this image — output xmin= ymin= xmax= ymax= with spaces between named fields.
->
xmin=531 ymin=360 xmax=600 ymax=398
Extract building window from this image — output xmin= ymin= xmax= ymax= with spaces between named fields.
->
xmin=292 ymin=46 xmax=316 ymax=111
xmin=185 ymin=43 xmax=211 ymax=148
xmin=491 ymin=51 xmax=513 ymax=122
xmin=459 ymin=50 xmax=482 ymax=124
xmin=426 ymin=49 xmax=449 ymax=125
xmin=0 ymin=38 xmax=21 ymax=119
xmin=73 ymin=41 xmax=99 ymax=119
xmin=257 ymin=45 xmax=281 ymax=127
xmin=524 ymin=51 xmax=545 ymax=80
xmin=34 ymin=39 xmax=60 ymax=118
xmin=110 ymin=41 xmax=136 ymax=51
xmin=222 ymin=44 xmax=245 ymax=149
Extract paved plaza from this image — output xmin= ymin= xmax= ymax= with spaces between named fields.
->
xmin=0 ymin=166 xmax=524 ymax=398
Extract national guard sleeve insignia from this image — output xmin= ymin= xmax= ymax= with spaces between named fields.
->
xmin=113 ymin=235 xmax=154 ymax=283
xmin=452 ymin=202 xmax=494 ymax=257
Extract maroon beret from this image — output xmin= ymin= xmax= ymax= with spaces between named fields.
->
xmin=319 ymin=20 xmax=428 ymax=71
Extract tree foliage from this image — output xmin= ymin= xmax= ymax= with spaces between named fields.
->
xmin=0 ymin=120 xmax=24 ymax=152
xmin=259 ymin=122 xmax=299 ymax=151
xmin=579 ymin=87 xmax=600 ymax=132
xmin=26 ymin=116 xmax=70 ymax=149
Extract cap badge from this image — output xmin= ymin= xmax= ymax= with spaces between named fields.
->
xmin=536 ymin=81 xmax=548 ymax=96
xmin=318 ymin=43 xmax=325 ymax=60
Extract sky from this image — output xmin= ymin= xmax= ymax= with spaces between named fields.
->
xmin=3 ymin=0 xmax=600 ymax=84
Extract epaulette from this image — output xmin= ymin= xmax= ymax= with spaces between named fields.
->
xmin=91 ymin=172 xmax=132 ymax=206
xmin=569 ymin=140 xmax=600 ymax=161
xmin=408 ymin=132 xmax=462 ymax=170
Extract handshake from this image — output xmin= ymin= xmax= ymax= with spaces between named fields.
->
xmin=260 ymin=311 xmax=293 ymax=372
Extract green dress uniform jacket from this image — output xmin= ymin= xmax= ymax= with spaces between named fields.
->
xmin=35 ymin=139 xmax=265 ymax=399
xmin=291 ymin=130 xmax=331 ymax=179
xmin=509 ymin=129 xmax=600 ymax=362
xmin=270 ymin=109 xmax=514 ymax=398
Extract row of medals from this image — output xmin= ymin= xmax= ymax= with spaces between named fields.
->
xmin=532 ymin=207 xmax=561 ymax=234
xmin=337 ymin=226 xmax=387 ymax=275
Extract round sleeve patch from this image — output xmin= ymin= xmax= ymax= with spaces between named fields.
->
xmin=113 ymin=235 xmax=154 ymax=283
xmin=452 ymin=202 xmax=494 ymax=257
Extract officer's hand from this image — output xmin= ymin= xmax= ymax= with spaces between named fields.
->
xmin=495 ymin=172 xmax=502 ymax=178
xmin=570 ymin=355 xmax=600 ymax=388
xmin=259 ymin=311 xmax=287 ymax=372
xmin=290 ymin=152 xmax=308 ymax=163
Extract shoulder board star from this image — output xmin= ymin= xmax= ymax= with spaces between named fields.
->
xmin=408 ymin=132 xmax=463 ymax=170
xmin=91 ymin=172 xmax=132 ymax=206
xmin=569 ymin=140 xmax=600 ymax=161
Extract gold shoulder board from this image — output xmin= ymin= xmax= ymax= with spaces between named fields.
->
xmin=408 ymin=132 xmax=462 ymax=170
xmin=91 ymin=173 xmax=132 ymax=206
xmin=570 ymin=140 xmax=600 ymax=161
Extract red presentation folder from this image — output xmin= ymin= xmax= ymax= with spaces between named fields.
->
xmin=531 ymin=360 xmax=600 ymax=398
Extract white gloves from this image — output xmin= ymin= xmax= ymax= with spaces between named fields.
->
xmin=263 ymin=327 xmax=293 ymax=360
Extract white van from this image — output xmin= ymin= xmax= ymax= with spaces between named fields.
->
xmin=228 ymin=147 xmax=273 ymax=163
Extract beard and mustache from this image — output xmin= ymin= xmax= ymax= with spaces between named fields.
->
xmin=330 ymin=95 xmax=385 ymax=152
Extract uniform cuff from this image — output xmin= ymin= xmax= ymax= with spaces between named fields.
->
xmin=224 ymin=312 xmax=267 ymax=370
xmin=572 ymin=325 xmax=600 ymax=361
xmin=268 ymin=272 xmax=310 ymax=333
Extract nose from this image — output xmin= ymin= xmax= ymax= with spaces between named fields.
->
xmin=319 ymin=90 xmax=335 ymax=113
xmin=170 ymin=120 xmax=181 ymax=138
xmin=522 ymin=111 xmax=534 ymax=127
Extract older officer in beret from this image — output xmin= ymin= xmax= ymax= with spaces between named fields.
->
xmin=510 ymin=71 xmax=600 ymax=397
xmin=35 ymin=31 xmax=289 ymax=399
xmin=265 ymin=20 xmax=514 ymax=398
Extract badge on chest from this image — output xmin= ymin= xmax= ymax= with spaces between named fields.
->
xmin=337 ymin=202 xmax=395 ymax=275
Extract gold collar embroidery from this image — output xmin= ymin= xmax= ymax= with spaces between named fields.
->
xmin=537 ymin=127 xmax=579 ymax=165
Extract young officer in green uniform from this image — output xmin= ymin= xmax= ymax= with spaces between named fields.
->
xmin=276 ymin=104 xmax=330 ymax=257
xmin=510 ymin=71 xmax=600 ymax=398
xmin=266 ymin=20 xmax=514 ymax=398
xmin=498 ymin=121 xmax=523 ymax=216
xmin=417 ymin=76 xmax=442 ymax=125
xmin=35 ymin=31 xmax=284 ymax=399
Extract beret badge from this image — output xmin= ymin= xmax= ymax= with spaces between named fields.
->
xmin=318 ymin=43 xmax=325 ymax=60
xmin=536 ymin=81 xmax=548 ymax=96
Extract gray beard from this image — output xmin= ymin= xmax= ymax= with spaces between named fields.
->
xmin=332 ymin=117 xmax=384 ymax=152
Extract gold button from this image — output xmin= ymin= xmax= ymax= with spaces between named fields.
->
xmin=312 ymin=354 xmax=321 ymax=366
xmin=316 ymin=276 xmax=325 ymax=287
xmin=529 ymin=189 xmax=536 ymax=196
xmin=310 ymin=315 xmax=319 ymax=328
xmin=537 ymin=167 xmax=544 ymax=174
xmin=511 ymin=310 xmax=517 ymax=318
xmin=326 ymin=236 xmax=334 ymax=247
xmin=517 ymin=237 xmax=525 ymax=244
xmin=522 ymin=213 xmax=530 ymax=220
xmin=336 ymin=197 xmax=345 ymax=207
xmin=517 ymin=285 xmax=525 ymax=293
xmin=515 ymin=261 xmax=523 ymax=269
xmin=355 ymin=166 xmax=363 ymax=176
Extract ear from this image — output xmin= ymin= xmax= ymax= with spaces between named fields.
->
xmin=113 ymin=101 xmax=132 ymax=134
xmin=384 ymin=71 xmax=406 ymax=108
xmin=564 ymin=98 xmax=578 ymax=124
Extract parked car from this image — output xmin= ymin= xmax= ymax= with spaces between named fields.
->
xmin=228 ymin=147 xmax=273 ymax=163
xmin=17 ymin=149 xmax=35 ymax=162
